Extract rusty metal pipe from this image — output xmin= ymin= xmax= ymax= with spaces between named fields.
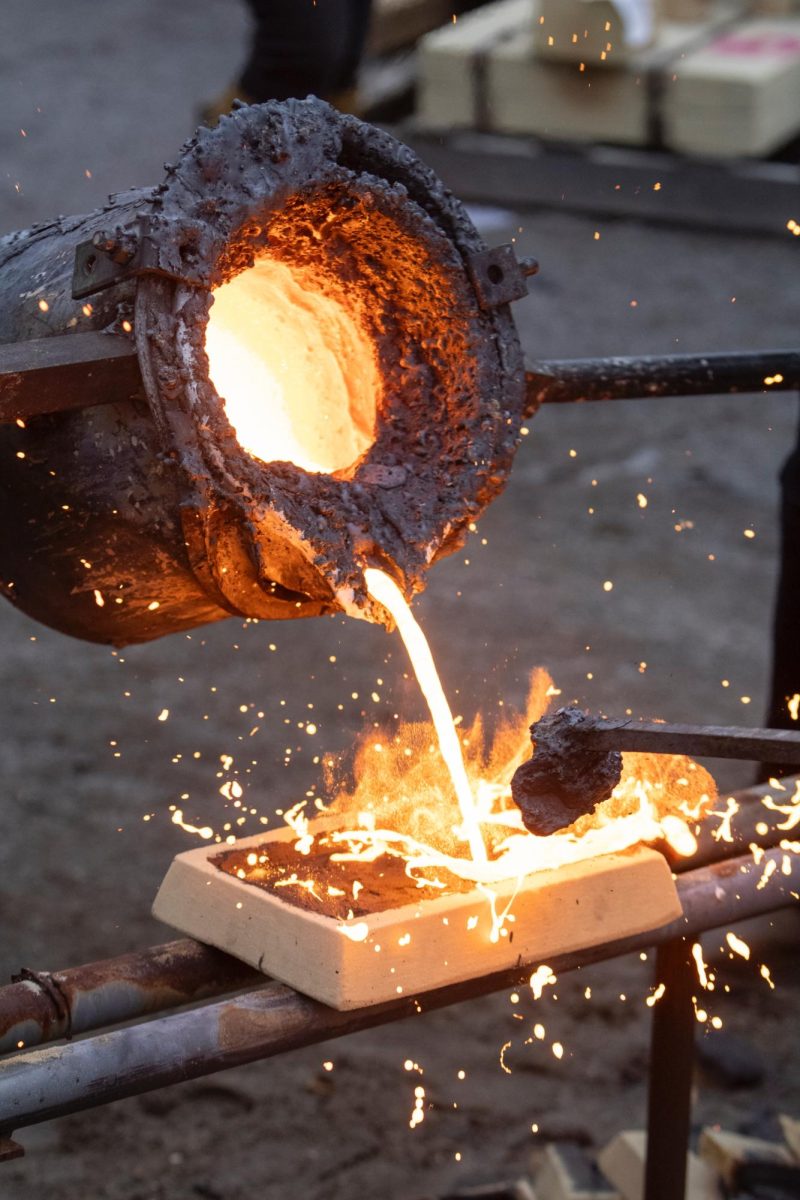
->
xmin=0 ymin=941 xmax=260 ymax=1057
xmin=0 ymin=845 xmax=795 ymax=1138
xmin=665 ymin=776 xmax=799 ymax=871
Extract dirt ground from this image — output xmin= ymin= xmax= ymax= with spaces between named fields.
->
xmin=1 ymin=2 xmax=799 ymax=1196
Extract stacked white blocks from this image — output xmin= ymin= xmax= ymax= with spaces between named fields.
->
xmin=416 ymin=0 xmax=800 ymax=155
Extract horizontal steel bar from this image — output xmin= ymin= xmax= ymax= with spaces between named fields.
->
xmin=525 ymin=350 xmax=799 ymax=414
xmin=0 ymin=332 xmax=141 ymax=423
xmin=0 ymin=940 xmax=260 ymax=1056
xmin=0 ymin=846 xmax=796 ymax=1137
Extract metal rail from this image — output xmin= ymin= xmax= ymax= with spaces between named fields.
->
xmin=0 ymin=331 xmax=141 ymax=423
xmin=525 ymin=350 xmax=800 ymax=414
xmin=546 ymin=716 xmax=800 ymax=765
xmin=0 ymin=940 xmax=260 ymax=1057
xmin=0 ymin=843 xmax=796 ymax=1141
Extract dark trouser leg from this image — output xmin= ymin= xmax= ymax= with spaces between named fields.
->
xmin=764 ymin=418 xmax=800 ymax=774
xmin=240 ymin=0 xmax=374 ymax=102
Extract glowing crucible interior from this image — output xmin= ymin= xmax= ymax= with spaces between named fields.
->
xmin=205 ymin=258 xmax=380 ymax=474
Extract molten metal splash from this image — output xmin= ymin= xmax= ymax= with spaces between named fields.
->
xmin=272 ymin=573 xmax=716 ymax=938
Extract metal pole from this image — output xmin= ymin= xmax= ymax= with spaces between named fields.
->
xmin=0 ymin=939 xmax=260 ymax=1056
xmin=0 ymin=846 xmax=795 ymax=1139
xmin=525 ymin=350 xmax=800 ymax=415
xmin=552 ymin=717 xmax=800 ymax=764
xmin=0 ymin=332 xmax=141 ymax=424
xmin=643 ymin=939 xmax=696 ymax=1200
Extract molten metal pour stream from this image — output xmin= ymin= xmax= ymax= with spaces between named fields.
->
xmin=364 ymin=568 xmax=488 ymax=865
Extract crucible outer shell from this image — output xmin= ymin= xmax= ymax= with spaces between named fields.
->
xmin=0 ymin=99 xmax=526 ymax=644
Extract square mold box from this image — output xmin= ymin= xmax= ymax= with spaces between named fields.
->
xmin=153 ymin=822 xmax=681 ymax=1010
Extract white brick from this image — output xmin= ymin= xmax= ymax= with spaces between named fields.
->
xmin=597 ymin=1131 xmax=720 ymax=1200
xmin=487 ymin=14 xmax=731 ymax=143
xmin=699 ymin=1127 xmax=795 ymax=1187
xmin=662 ymin=18 xmax=800 ymax=155
xmin=535 ymin=1143 xmax=620 ymax=1199
xmin=533 ymin=0 xmax=658 ymax=67
xmin=780 ymin=1114 xmax=800 ymax=1162
xmin=417 ymin=0 xmax=533 ymax=130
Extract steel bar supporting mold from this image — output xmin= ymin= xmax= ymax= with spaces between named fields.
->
xmin=643 ymin=939 xmax=695 ymax=1200
xmin=0 ymin=779 xmax=794 ymax=1057
xmin=0 ymin=845 xmax=795 ymax=1137
xmin=0 ymin=940 xmax=260 ymax=1057
xmin=525 ymin=350 xmax=800 ymax=414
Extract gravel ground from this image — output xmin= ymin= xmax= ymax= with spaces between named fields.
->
xmin=1 ymin=2 xmax=799 ymax=1196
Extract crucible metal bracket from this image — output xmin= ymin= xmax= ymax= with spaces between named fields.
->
xmin=465 ymin=244 xmax=538 ymax=311
xmin=72 ymin=216 xmax=204 ymax=300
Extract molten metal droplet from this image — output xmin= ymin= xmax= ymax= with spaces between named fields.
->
xmin=510 ymin=707 xmax=622 ymax=836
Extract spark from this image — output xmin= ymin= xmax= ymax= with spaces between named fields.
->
xmin=691 ymin=943 xmax=710 ymax=989
xmin=171 ymin=809 xmax=213 ymax=839
xmin=646 ymin=982 xmax=666 ymax=1007
xmin=761 ymin=783 xmax=800 ymax=831
xmin=339 ymin=921 xmax=369 ymax=942
xmin=726 ymin=931 xmax=750 ymax=959
xmin=709 ymin=796 xmax=738 ymax=843
xmin=409 ymin=1085 xmax=426 ymax=1128
xmin=529 ymin=964 xmax=557 ymax=1000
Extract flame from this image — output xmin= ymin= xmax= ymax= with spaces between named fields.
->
xmin=205 ymin=257 xmax=380 ymax=474
xmin=305 ymin=654 xmax=714 ymax=901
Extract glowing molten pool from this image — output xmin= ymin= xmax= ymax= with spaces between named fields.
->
xmin=205 ymin=257 xmax=380 ymax=474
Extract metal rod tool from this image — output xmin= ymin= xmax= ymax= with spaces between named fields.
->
xmin=511 ymin=706 xmax=800 ymax=835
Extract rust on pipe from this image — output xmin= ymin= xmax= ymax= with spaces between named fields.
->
xmin=0 ymin=940 xmax=260 ymax=1056
xmin=0 ymin=846 xmax=796 ymax=1137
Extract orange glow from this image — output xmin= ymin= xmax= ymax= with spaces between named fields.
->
xmin=317 ymin=665 xmax=715 ymax=896
xmin=205 ymin=258 xmax=379 ymax=474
